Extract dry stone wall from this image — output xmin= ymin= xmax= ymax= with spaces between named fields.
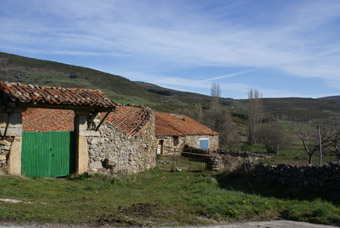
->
xmin=0 ymin=137 xmax=13 ymax=174
xmin=216 ymin=149 xmax=272 ymax=159
xmin=207 ymin=150 xmax=271 ymax=172
xmin=246 ymin=163 xmax=340 ymax=191
xmin=87 ymin=116 xmax=157 ymax=174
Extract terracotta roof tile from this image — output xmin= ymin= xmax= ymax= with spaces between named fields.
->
xmin=21 ymin=105 xmax=152 ymax=135
xmin=22 ymin=108 xmax=74 ymax=132
xmin=155 ymin=112 xmax=218 ymax=137
xmin=104 ymin=105 xmax=152 ymax=137
xmin=0 ymin=82 xmax=116 ymax=109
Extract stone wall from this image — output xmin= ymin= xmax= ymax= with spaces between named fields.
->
xmin=216 ymin=149 xmax=271 ymax=159
xmin=0 ymin=112 xmax=22 ymax=137
xmin=185 ymin=135 xmax=219 ymax=151
xmin=244 ymin=163 xmax=340 ymax=192
xmin=87 ymin=115 xmax=157 ymax=174
xmin=157 ymin=134 xmax=219 ymax=155
xmin=157 ymin=136 xmax=186 ymax=155
xmin=0 ymin=112 xmax=22 ymax=174
xmin=207 ymin=151 xmax=271 ymax=172
xmin=0 ymin=137 xmax=13 ymax=174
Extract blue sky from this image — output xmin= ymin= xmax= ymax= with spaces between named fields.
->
xmin=1 ymin=0 xmax=340 ymax=98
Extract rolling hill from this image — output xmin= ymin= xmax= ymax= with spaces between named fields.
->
xmin=1 ymin=51 xmax=340 ymax=120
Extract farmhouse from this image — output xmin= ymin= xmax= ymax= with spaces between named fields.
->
xmin=155 ymin=112 xmax=219 ymax=155
xmin=0 ymin=82 xmax=156 ymax=177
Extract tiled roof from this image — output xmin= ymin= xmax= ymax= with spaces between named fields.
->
xmin=105 ymin=105 xmax=152 ymax=137
xmin=21 ymin=105 xmax=152 ymax=135
xmin=155 ymin=112 xmax=218 ymax=137
xmin=22 ymin=108 xmax=74 ymax=132
xmin=0 ymin=82 xmax=115 ymax=109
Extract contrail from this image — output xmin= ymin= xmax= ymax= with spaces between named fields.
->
xmin=204 ymin=48 xmax=340 ymax=82
xmin=203 ymin=68 xmax=256 ymax=81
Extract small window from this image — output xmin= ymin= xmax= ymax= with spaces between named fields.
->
xmin=173 ymin=136 xmax=179 ymax=146
xmin=199 ymin=138 xmax=209 ymax=150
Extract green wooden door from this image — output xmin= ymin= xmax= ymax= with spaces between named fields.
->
xmin=21 ymin=132 xmax=75 ymax=177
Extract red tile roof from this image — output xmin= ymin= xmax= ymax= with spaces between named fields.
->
xmin=0 ymin=82 xmax=115 ymax=109
xmin=105 ymin=105 xmax=152 ymax=137
xmin=155 ymin=112 xmax=218 ymax=137
xmin=22 ymin=105 xmax=152 ymax=135
xmin=22 ymin=108 xmax=74 ymax=132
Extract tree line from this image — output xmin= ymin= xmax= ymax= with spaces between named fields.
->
xmin=180 ymin=83 xmax=340 ymax=165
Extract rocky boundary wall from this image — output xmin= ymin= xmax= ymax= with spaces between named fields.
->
xmin=208 ymin=151 xmax=272 ymax=172
xmin=216 ymin=149 xmax=272 ymax=159
xmin=209 ymin=151 xmax=340 ymax=192
xmin=245 ymin=163 xmax=340 ymax=191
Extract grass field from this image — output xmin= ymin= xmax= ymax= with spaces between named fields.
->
xmin=0 ymin=156 xmax=339 ymax=226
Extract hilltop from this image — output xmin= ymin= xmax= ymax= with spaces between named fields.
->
xmin=1 ymin=52 xmax=340 ymax=120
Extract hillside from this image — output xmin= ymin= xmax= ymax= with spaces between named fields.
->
xmin=1 ymin=52 xmax=340 ymax=120
xmin=0 ymin=52 xmax=163 ymax=104
xmin=0 ymin=52 xmax=228 ymax=108
xmin=319 ymin=95 xmax=340 ymax=100
xmin=237 ymin=97 xmax=340 ymax=120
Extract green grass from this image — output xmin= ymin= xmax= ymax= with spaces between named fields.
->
xmin=217 ymin=171 xmax=340 ymax=225
xmin=0 ymin=156 xmax=339 ymax=226
xmin=232 ymin=140 xmax=338 ymax=166
xmin=233 ymin=144 xmax=267 ymax=153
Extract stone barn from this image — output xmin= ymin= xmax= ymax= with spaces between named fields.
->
xmin=155 ymin=112 xmax=219 ymax=155
xmin=87 ymin=105 xmax=156 ymax=174
xmin=0 ymin=82 xmax=156 ymax=177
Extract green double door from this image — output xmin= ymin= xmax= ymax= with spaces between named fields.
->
xmin=21 ymin=132 xmax=76 ymax=177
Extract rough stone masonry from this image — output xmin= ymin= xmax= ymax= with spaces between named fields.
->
xmin=87 ymin=115 xmax=157 ymax=174
xmin=0 ymin=137 xmax=13 ymax=174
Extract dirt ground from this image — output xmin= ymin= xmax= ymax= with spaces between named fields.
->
xmin=0 ymin=220 xmax=339 ymax=228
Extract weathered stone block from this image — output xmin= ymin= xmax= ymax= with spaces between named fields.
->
xmin=0 ymin=140 xmax=11 ymax=146
xmin=1 ymin=145 xmax=11 ymax=150
xmin=0 ymin=155 xmax=6 ymax=161
xmin=89 ymin=161 xmax=102 ymax=170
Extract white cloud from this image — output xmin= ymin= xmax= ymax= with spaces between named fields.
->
xmin=1 ymin=0 xmax=340 ymax=96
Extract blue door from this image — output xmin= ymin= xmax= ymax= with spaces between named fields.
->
xmin=199 ymin=139 xmax=209 ymax=150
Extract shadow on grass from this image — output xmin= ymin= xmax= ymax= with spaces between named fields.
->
xmin=215 ymin=170 xmax=340 ymax=205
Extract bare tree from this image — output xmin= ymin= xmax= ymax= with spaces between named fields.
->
xmin=204 ymin=103 xmax=238 ymax=148
xmin=330 ymin=135 xmax=340 ymax=164
xmin=206 ymin=83 xmax=237 ymax=147
xmin=295 ymin=122 xmax=332 ymax=165
xmin=256 ymin=122 xmax=290 ymax=155
xmin=247 ymin=89 xmax=263 ymax=145
xmin=180 ymin=83 xmax=239 ymax=148
xmin=210 ymin=83 xmax=221 ymax=111
xmin=211 ymin=83 xmax=221 ymax=98
xmin=324 ymin=119 xmax=340 ymax=164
